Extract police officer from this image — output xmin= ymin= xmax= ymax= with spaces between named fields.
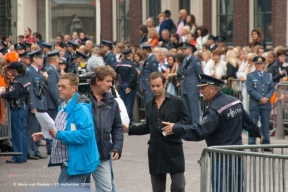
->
xmin=25 ymin=49 xmax=48 ymax=160
xmin=42 ymin=42 xmax=53 ymax=71
xmin=25 ymin=42 xmax=32 ymax=52
xmin=102 ymin=40 xmax=117 ymax=68
xmin=19 ymin=51 xmax=31 ymax=68
xmin=64 ymin=40 xmax=78 ymax=72
xmin=216 ymin=36 xmax=226 ymax=49
xmin=1 ymin=62 xmax=31 ymax=163
xmin=140 ymin=44 xmax=158 ymax=109
xmin=177 ymin=42 xmax=203 ymax=124
xmin=0 ymin=47 xmax=8 ymax=55
xmin=14 ymin=43 xmax=26 ymax=54
xmin=70 ymin=50 xmax=88 ymax=74
xmin=162 ymin=74 xmax=263 ymax=192
xmin=247 ymin=56 xmax=274 ymax=152
xmin=115 ymin=48 xmax=138 ymax=124
xmin=207 ymin=35 xmax=217 ymax=52
xmin=44 ymin=49 xmax=62 ymax=155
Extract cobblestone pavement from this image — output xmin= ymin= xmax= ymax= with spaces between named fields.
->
xmin=0 ymin=133 xmax=287 ymax=192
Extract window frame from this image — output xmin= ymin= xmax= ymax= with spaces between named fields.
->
xmin=179 ymin=0 xmax=190 ymax=14
xmin=116 ymin=0 xmax=130 ymax=42
xmin=146 ymin=0 xmax=161 ymax=26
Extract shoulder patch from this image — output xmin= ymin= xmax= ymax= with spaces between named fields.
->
xmin=217 ymin=100 xmax=241 ymax=114
xmin=23 ymin=82 xmax=31 ymax=87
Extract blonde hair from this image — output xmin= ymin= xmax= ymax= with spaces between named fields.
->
xmin=225 ymin=50 xmax=238 ymax=67
xmin=148 ymin=28 xmax=159 ymax=39
xmin=116 ymin=42 xmax=125 ymax=51
xmin=146 ymin=18 xmax=155 ymax=26
xmin=31 ymin=44 xmax=41 ymax=51
xmin=202 ymin=50 xmax=212 ymax=58
xmin=247 ymin=53 xmax=257 ymax=63
xmin=182 ymin=26 xmax=191 ymax=35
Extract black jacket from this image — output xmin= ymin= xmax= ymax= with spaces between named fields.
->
xmin=129 ymin=93 xmax=191 ymax=174
xmin=89 ymin=92 xmax=123 ymax=161
xmin=269 ymin=60 xmax=288 ymax=84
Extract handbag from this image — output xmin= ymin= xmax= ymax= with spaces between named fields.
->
xmin=166 ymin=82 xmax=176 ymax=95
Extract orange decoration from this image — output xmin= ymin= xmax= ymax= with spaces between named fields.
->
xmin=4 ymin=51 xmax=19 ymax=64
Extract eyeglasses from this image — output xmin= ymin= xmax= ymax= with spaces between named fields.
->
xmin=57 ymin=84 xmax=71 ymax=89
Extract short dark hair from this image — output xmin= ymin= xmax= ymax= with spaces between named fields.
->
xmin=171 ymin=33 xmax=179 ymax=41
xmin=25 ymin=27 xmax=32 ymax=33
xmin=251 ymin=28 xmax=262 ymax=39
xmin=212 ymin=48 xmax=224 ymax=56
xmin=149 ymin=71 xmax=166 ymax=84
xmin=57 ymin=34 xmax=63 ymax=40
xmin=276 ymin=48 xmax=286 ymax=57
xmin=197 ymin=26 xmax=209 ymax=37
xmin=174 ymin=52 xmax=185 ymax=64
xmin=139 ymin=25 xmax=148 ymax=34
xmin=33 ymin=32 xmax=42 ymax=40
xmin=202 ymin=43 xmax=210 ymax=51
xmin=164 ymin=10 xmax=171 ymax=18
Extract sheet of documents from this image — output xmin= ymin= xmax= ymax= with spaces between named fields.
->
xmin=35 ymin=112 xmax=56 ymax=140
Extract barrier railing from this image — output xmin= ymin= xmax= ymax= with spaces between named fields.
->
xmin=200 ymin=144 xmax=288 ymax=192
xmin=0 ymin=100 xmax=11 ymax=141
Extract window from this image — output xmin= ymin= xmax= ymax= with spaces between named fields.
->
xmin=254 ymin=0 xmax=272 ymax=44
xmin=0 ymin=0 xmax=12 ymax=37
xmin=49 ymin=0 xmax=96 ymax=42
xmin=217 ymin=0 xmax=233 ymax=44
xmin=147 ymin=0 xmax=161 ymax=26
xmin=179 ymin=0 xmax=190 ymax=14
xmin=116 ymin=0 xmax=130 ymax=41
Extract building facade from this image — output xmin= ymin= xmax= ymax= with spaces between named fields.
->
xmin=9 ymin=0 xmax=288 ymax=47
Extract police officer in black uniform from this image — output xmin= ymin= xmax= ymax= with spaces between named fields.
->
xmin=25 ymin=42 xmax=32 ymax=52
xmin=25 ymin=50 xmax=48 ymax=160
xmin=162 ymin=74 xmax=263 ymax=192
xmin=115 ymin=48 xmax=138 ymax=124
xmin=102 ymin=40 xmax=117 ymax=68
xmin=14 ymin=43 xmax=26 ymax=54
xmin=1 ymin=62 xmax=31 ymax=163
xmin=64 ymin=40 xmax=78 ymax=72
xmin=42 ymin=42 xmax=53 ymax=72
xmin=70 ymin=50 xmax=88 ymax=74
xmin=19 ymin=51 xmax=31 ymax=68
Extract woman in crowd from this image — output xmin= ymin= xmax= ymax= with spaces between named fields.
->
xmin=24 ymin=27 xmax=34 ymax=43
xmin=269 ymin=48 xmax=288 ymax=84
xmin=72 ymin=31 xmax=80 ymax=44
xmin=221 ymin=50 xmax=238 ymax=80
xmin=146 ymin=18 xmax=155 ymax=31
xmin=152 ymin=47 xmax=161 ymax=62
xmin=78 ymin=45 xmax=86 ymax=53
xmin=146 ymin=28 xmax=159 ymax=48
xmin=114 ymin=42 xmax=125 ymax=62
xmin=155 ymin=13 xmax=165 ymax=34
xmin=201 ymin=43 xmax=210 ymax=52
xmin=212 ymin=48 xmax=226 ymax=79
xmin=169 ymin=48 xmax=177 ymax=56
xmin=186 ymin=33 xmax=197 ymax=47
xmin=181 ymin=26 xmax=191 ymax=43
xmin=133 ymin=50 xmax=144 ymax=76
xmin=166 ymin=55 xmax=178 ymax=95
xmin=196 ymin=26 xmax=209 ymax=52
xmin=249 ymin=28 xmax=265 ymax=49
xmin=170 ymin=33 xmax=180 ymax=49
xmin=202 ymin=50 xmax=214 ymax=76
xmin=185 ymin=14 xmax=197 ymax=36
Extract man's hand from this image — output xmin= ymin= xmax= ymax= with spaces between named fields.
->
xmin=49 ymin=129 xmax=57 ymax=139
xmin=112 ymin=151 xmax=120 ymax=160
xmin=31 ymin=109 xmax=37 ymax=114
xmin=158 ymin=41 xmax=163 ymax=46
xmin=280 ymin=70 xmax=286 ymax=76
xmin=42 ymin=72 xmax=49 ymax=79
xmin=125 ymin=87 xmax=131 ymax=94
xmin=122 ymin=123 xmax=129 ymax=133
xmin=260 ymin=97 xmax=269 ymax=104
xmin=238 ymin=76 xmax=245 ymax=81
xmin=162 ymin=121 xmax=175 ymax=136
xmin=31 ymin=132 xmax=44 ymax=142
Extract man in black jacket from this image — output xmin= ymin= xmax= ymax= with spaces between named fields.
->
xmin=123 ymin=72 xmax=191 ymax=192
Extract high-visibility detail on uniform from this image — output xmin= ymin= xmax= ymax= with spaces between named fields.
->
xmin=115 ymin=64 xmax=132 ymax=68
xmin=217 ymin=100 xmax=241 ymax=114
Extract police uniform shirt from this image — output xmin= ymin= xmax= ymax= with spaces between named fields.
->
xmin=115 ymin=58 xmax=137 ymax=89
xmin=172 ymin=91 xmax=262 ymax=146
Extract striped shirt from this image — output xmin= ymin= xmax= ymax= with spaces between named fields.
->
xmin=50 ymin=102 xmax=68 ymax=164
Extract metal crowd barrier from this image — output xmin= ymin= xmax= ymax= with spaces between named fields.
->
xmin=200 ymin=144 xmax=288 ymax=192
xmin=0 ymin=100 xmax=11 ymax=141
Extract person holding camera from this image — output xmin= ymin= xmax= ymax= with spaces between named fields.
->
xmin=32 ymin=73 xmax=100 ymax=184
xmin=88 ymin=65 xmax=123 ymax=191
xmin=1 ymin=62 xmax=31 ymax=163
xmin=70 ymin=51 xmax=88 ymax=74
xmin=25 ymin=49 xmax=48 ymax=160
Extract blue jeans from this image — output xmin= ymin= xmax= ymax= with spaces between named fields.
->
xmin=11 ymin=105 xmax=28 ymax=162
xmin=211 ymin=157 xmax=243 ymax=192
xmin=58 ymin=165 xmax=89 ymax=185
xmin=91 ymin=160 xmax=112 ymax=192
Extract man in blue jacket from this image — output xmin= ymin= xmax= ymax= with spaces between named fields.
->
xmin=159 ymin=10 xmax=176 ymax=41
xmin=32 ymin=73 xmax=100 ymax=184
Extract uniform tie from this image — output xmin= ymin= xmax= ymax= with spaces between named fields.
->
xmin=259 ymin=72 xmax=263 ymax=79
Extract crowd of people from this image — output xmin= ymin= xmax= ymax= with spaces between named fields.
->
xmin=0 ymin=7 xmax=286 ymax=192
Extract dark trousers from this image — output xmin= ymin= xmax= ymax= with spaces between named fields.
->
xmin=11 ymin=105 xmax=28 ymax=162
xmin=119 ymin=83 xmax=136 ymax=123
xmin=150 ymin=172 xmax=185 ymax=192
xmin=211 ymin=157 xmax=243 ymax=192
xmin=249 ymin=109 xmax=271 ymax=144
xmin=46 ymin=109 xmax=58 ymax=152
xmin=26 ymin=112 xmax=41 ymax=155
xmin=182 ymin=93 xmax=200 ymax=124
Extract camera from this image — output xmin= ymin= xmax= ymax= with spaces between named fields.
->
xmin=77 ymin=72 xmax=96 ymax=95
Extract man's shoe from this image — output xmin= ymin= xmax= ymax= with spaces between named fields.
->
xmin=6 ymin=159 xmax=21 ymax=163
xmin=35 ymin=152 xmax=47 ymax=159
xmin=264 ymin=148 xmax=273 ymax=152
xmin=28 ymin=154 xmax=39 ymax=160
xmin=250 ymin=148 xmax=259 ymax=152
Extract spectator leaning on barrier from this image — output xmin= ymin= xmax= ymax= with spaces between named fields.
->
xmin=32 ymin=73 xmax=100 ymax=184
xmin=162 ymin=73 xmax=263 ymax=192
xmin=247 ymin=56 xmax=274 ymax=152
xmin=269 ymin=48 xmax=288 ymax=84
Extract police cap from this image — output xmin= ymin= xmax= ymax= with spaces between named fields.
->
xmin=19 ymin=51 xmax=30 ymax=58
xmin=14 ymin=43 xmax=26 ymax=50
xmin=101 ymin=40 xmax=113 ymax=46
xmin=28 ymin=49 xmax=43 ymax=58
xmin=59 ymin=57 xmax=67 ymax=65
xmin=7 ymin=62 xmax=24 ymax=69
xmin=25 ymin=42 xmax=32 ymax=47
xmin=42 ymin=42 xmax=53 ymax=48
xmin=65 ymin=40 xmax=78 ymax=48
xmin=121 ymin=48 xmax=132 ymax=55
xmin=74 ymin=51 xmax=88 ymax=60
xmin=216 ymin=36 xmax=226 ymax=42
xmin=182 ymin=42 xmax=197 ymax=51
xmin=197 ymin=74 xmax=224 ymax=87
xmin=140 ymin=43 xmax=151 ymax=49
xmin=46 ymin=49 xmax=60 ymax=57
xmin=208 ymin=35 xmax=217 ymax=41
xmin=253 ymin=56 xmax=266 ymax=64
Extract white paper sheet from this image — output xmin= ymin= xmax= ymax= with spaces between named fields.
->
xmin=35 ymin=112 xmax=56 ymax=140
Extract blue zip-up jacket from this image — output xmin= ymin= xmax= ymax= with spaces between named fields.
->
xmin=55 ymin=92 xmax=100 ymax=176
